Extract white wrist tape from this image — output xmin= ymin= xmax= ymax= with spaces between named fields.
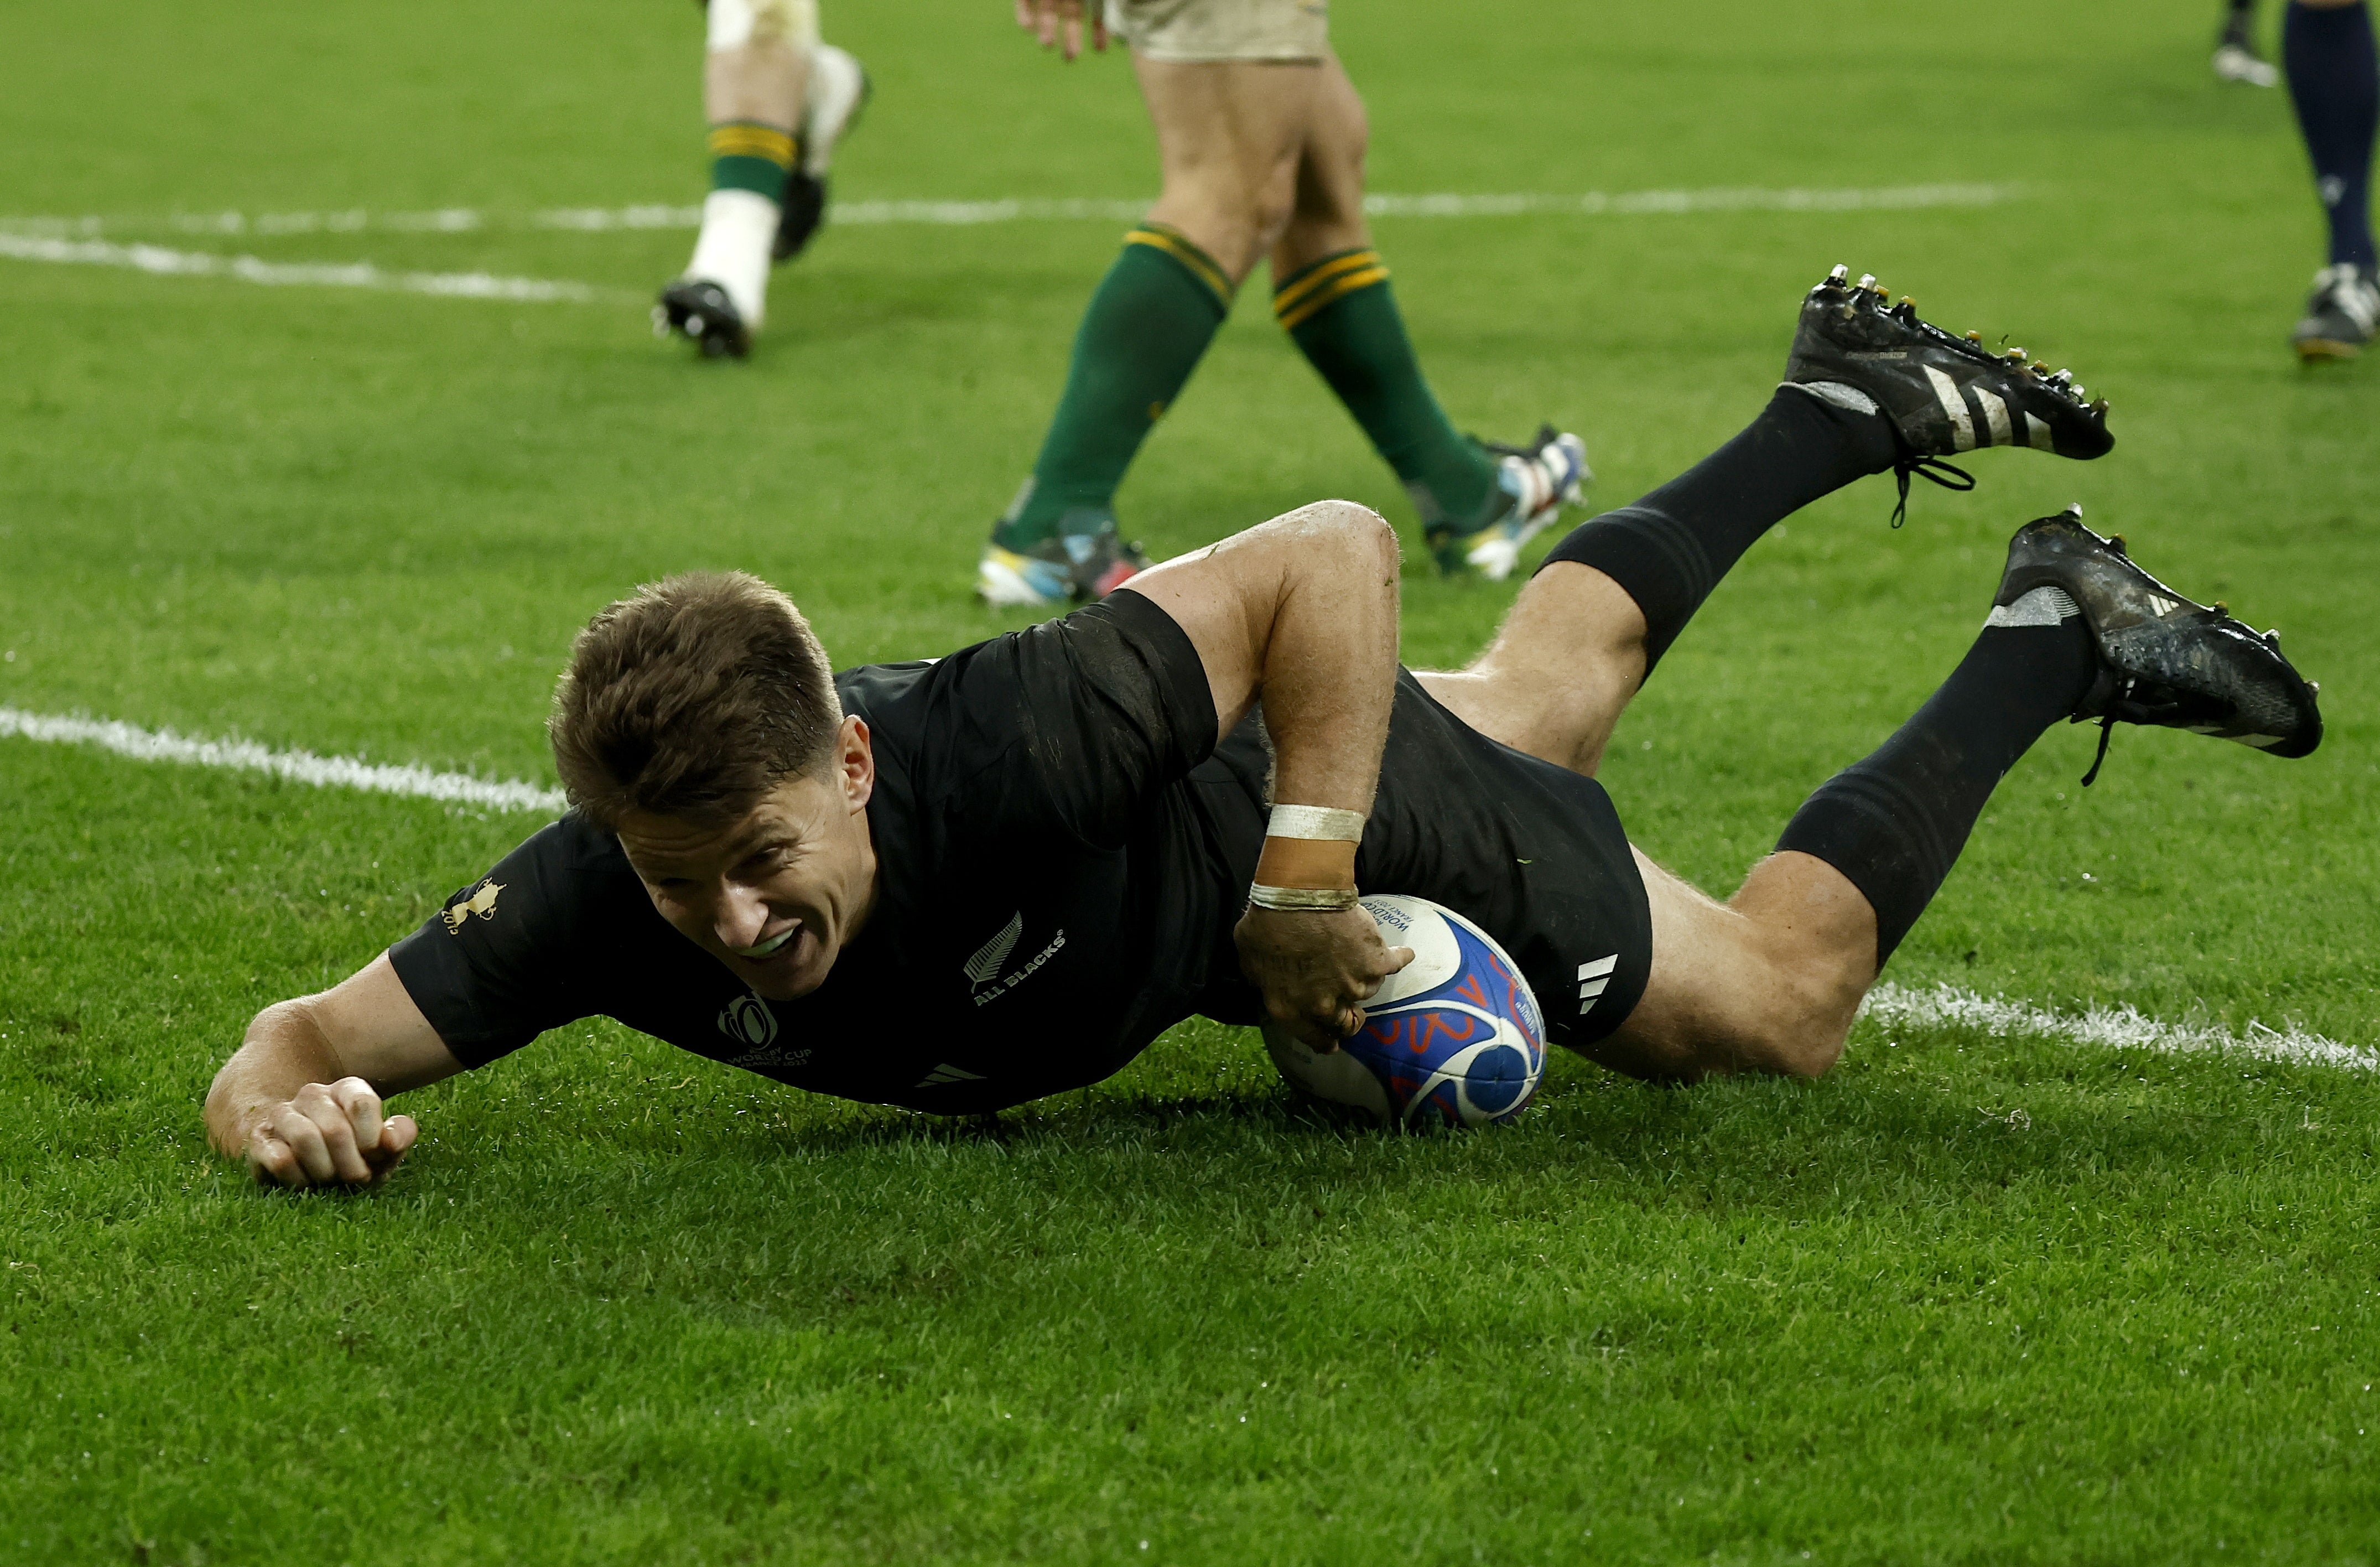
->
xmin=1266 ymin=805 xmax=1366 ymax=842
xmin=1248 ymin=883 xmax=1360 ymax=913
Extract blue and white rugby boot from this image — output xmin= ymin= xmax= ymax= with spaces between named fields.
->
xmin=1428 ymin=426 xmax=1590 ymax=580
xmin=775 ymin=44 xmax=871 ymax=263
xmin=976 ymin=509 xmax=1152 ymax=609
xmin=1787 ymin=264 xmax=2113 ymax=523
xmin=1994 ymin=505 xmax=2322 ymax=784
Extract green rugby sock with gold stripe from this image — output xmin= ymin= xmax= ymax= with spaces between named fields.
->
xmin=1276 ymin=249 xmax=1501 ymax=531
xmin=708 ymin=120 xmax=796 ymax=198
xmin=995 ymin=224 xmax=1233 ymax=551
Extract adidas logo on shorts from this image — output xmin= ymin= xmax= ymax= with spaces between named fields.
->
xmin=1576 ymin=955 xmax=1619 ymax=1017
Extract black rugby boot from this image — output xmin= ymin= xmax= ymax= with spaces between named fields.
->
xmin=653 ymin=279 xmax=750 ymax=360
xmin=1993 ymin=505 xmax=2323 ymax=782
xmin=773 ymin=169 xmax=828 ymax=263
xmin=1787 ymin=264 xmax=2113 ymax=522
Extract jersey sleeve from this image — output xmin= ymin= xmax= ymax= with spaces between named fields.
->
xmin=384 ymin=816 xmax=614 ymax=1068
xmin=923 ymin=589 xmax=1220 ymax=849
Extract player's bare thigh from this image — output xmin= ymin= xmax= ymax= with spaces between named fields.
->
xmin=1413 ymin=562 xmax=1649 ymax=777
xmin=1582 ymin=847 xmax=1875 ymax=1082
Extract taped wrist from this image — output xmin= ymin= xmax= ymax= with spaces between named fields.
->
xmin=1248 ymin=884 xmax=1362 ymax=913
xmin=1266 ymin=804 xmax=1365 ymax=842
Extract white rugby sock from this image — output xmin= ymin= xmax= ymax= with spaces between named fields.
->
xmin=685 ymin=188 xmax=780 ymax=329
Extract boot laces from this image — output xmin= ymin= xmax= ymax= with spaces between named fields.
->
xmin=2078 ymin=675 xmax=2143 ymax=788
xmin=2080 ymin=713 xmax=2119 ymax=787
xmin=1889 ymin=456 xmax=1976 ymax=528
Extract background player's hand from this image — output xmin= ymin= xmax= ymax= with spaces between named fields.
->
xmin=243 ymin=1077 xmax=418 ymax=1190
xmin=1235 ymin=906 xmax=1414 ymax=1052
xmin=1014 ymin=0 xmax=1106 ymax=59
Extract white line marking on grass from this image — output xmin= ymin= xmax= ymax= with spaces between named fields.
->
xmin=0 ymin=232 xmax=613 ymax=303
xmin=1862 ymin=982 xmax=2379 ymax=1074
xmin=1 ymin=182 xmax=2019 ymax=240
xmin=1360 ymin=182 xmax=2017 ymax=219
xmin=0 ymin=708 xmax=564 ymax=815
xmin=531 ymin=204 xmax=708 ymax=232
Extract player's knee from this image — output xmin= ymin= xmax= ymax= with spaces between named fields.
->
xmin=1766 ymin=1018 xmax=1849 ymax=1078
xmin=1672 ymin=959 xmax=1854 ymax=1080
xmin=1748 ymin=976 xmax=1856 ymax=1077
xmin=1305 ymin=498 xmax=1398 ymax=569
xmin=1248 ymin=198 xmax=1298 ymax=260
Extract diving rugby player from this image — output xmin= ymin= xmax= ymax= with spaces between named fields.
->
xmin=207 ymin=269 xmax=2323 ymax=1189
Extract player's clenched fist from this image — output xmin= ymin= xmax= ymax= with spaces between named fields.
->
xmin=1235 ymin=905 xmax=1414 ymax=1052
xmin=243 ymin=1077 xmax=418 ymax=1189
xmin=1014 ymin=0 xmax=1105 ymax=59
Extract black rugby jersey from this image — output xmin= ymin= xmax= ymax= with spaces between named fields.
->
xmin=388 ymin=591 xmax=1651 ymax=1115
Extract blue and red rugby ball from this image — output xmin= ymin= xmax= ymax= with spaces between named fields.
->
xmin=1262 ymin=894 xmax=1548 ymax=1129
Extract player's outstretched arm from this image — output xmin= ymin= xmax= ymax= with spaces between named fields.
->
xmin=1123 ymin=499 xmax=1415 ymax=1048
xmin=205 ymin=953 xmax=462 ymax=1190
xmin=1014 ymin=0 xmax=1105 ymax=60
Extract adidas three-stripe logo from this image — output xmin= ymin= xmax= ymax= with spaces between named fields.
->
xmin=1924 ymin=366 xmax=2057 ymax=454
xmin=914 ymin=1063 xmax=986 ymax=1088
xmin=1577 ymin=955 xmax=1619 ymax=1016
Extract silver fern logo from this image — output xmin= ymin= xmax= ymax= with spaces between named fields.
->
xmin=963 ymin=911 xmax=1024 ymax=988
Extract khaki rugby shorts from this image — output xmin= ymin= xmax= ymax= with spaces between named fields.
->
xmin=1101 ymin=0 xmax=1329 ymax=62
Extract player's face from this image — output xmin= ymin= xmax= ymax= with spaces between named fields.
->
xmin=614 ymin=717 xmax=879 ymax=1002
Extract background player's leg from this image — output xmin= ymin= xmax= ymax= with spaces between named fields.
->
xmin=1589 ymin=592 xmax=2099 ymax=1081
xmin=1140 ymin=59 xmax=1318 ymax=283
xmin=1416 ymin=385 xmax=1897 ymax=772
xmin=2284 ymin=0 xmax=2380 ymax=356
xmin=671 ymin=0 xmax=814 ymax=348
xmin=2217 ymin=0 xmax=2280 ymax=84
xmin=2288 ymin=0 xmax=2379 ymax=267
xmin=1266 ymin=59 xmax=1505 ymax=545
xmin=980 ymin=60 xmax=1318 ymax=605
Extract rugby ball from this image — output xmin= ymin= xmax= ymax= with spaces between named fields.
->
xmin=1262 ymin=894 xmax=1547 ymax=1129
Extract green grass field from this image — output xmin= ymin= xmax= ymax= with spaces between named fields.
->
xmin=6 ymin=0 xmax=2380 ymax=1559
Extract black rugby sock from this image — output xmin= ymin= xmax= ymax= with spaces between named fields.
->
xmin=1775 ymin=599 xmax=2098 ymax=968
xmin=1536 ymin=383 xmax=1898 ymax=671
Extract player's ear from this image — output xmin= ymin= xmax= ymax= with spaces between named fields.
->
xmin=838 ymin=715 xmax=874 ymax=810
